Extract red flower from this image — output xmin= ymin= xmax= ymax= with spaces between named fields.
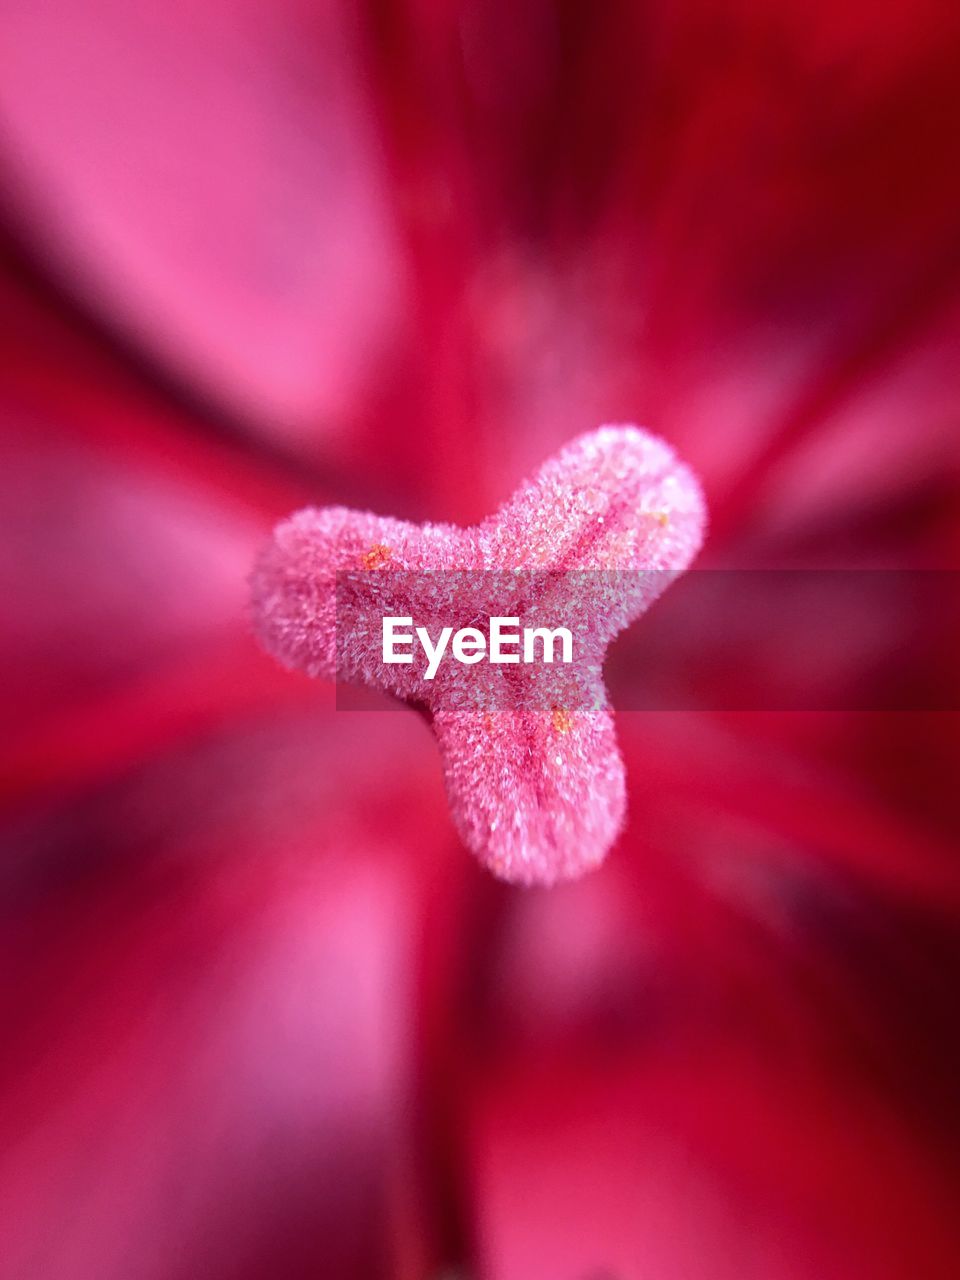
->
xmin=1 ymin=2 xmax=959 ymax=1278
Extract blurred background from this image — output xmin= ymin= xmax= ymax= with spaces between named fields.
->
xmin=1 ymin=2 xmax=959 ymax=1277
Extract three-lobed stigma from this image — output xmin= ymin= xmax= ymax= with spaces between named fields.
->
xmin=251 ymin=425 xmax=706 ymax=885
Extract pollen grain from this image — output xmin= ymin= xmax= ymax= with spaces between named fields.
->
xmin=360 ymin=543 xmax=392 ymax=570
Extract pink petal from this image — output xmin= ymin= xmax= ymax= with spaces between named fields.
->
xmin=0 ymin=712 xmax=455 ymax=1280
xmin=469 ymin=1049 xmax=960 ymax=1280
xmin=0 ymin=0 xmax=404 ymax=433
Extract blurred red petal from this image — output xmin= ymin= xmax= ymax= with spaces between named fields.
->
xmin=0 ymin=0 xmax=405 ymax=435
xmin=0 ymin=711 xmax=457 ymax=1280
xmin=470 ymin=1045 xmax=960 ymax=1280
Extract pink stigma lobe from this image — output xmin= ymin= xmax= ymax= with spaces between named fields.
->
xmin=251 ymin=426 xmax=706 ymax=885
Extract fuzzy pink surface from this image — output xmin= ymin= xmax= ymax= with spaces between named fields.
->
xmin=252 ymin=426 xmax=706 ymax=884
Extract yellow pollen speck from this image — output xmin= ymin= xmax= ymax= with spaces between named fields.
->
xmin=551 ymin=706 xmax=573 ymax=734
xmin=653 ymin=511 xmax=670 ymax=527
xmin=360 ymin=543 xmax=392 ymax=570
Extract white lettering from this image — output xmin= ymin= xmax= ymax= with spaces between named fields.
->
xmin=382 ymin=617 xmax=574 ymax=676
xmin=417 ymin=625 xmax=453 ymax=680
xmin=522 ymin=626 xmax=573 ymax=664
xmin=452 ymin=627 xmax=487 ymax=663
xmin=382 ymin=617 xmax=414 ymax=663
xmin=489 ymin=616 xmax=521 ymax=663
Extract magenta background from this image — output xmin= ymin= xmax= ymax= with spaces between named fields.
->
xmin=1 ymin=3 xmax=959 ymax=1278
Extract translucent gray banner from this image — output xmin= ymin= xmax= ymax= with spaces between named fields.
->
xmin=333 ymin=570 xmax=959 ymax=711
